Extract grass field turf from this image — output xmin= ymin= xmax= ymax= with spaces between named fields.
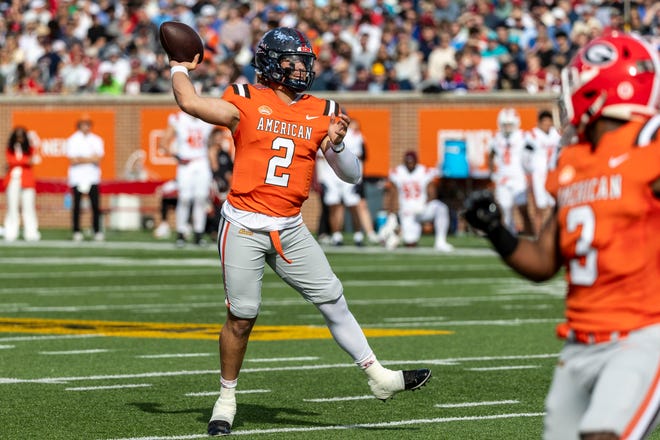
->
xmin=0 ymin=230 xmax=652 ymax=439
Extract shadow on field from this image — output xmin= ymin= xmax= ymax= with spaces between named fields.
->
xmin=129 ymin=401 xmax=324 ymax=429
xmin=230 ymin=402 xmax=323 ymax=429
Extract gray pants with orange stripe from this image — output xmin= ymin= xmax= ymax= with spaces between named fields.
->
xmin=217 ymin=218 xmax=343 ymax=319
xmin=544 ymin=324 xmax=660 ymax=440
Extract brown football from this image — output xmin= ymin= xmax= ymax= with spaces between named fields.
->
xmin=159 ymin=21 xmax=204 ymax=63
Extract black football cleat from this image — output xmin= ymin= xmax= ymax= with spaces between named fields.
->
xmin=403 ymin=368 xmax=432 ymax=391
xmin=207 ymin=420 xmax=231 ymax=436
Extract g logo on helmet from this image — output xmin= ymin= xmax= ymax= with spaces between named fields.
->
xmin=582 ymin=42 xmax=617 ymax=67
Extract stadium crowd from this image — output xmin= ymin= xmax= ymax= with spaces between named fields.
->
xmin=0 ymin=0 xmax=659 ymax=96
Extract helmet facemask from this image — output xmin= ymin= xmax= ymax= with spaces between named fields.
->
xmin=253 ymin=28 xmax=317 ymax=93
xmin=272 ymin=53 xmax=316 ymax=92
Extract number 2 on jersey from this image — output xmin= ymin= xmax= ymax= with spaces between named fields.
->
xmin=265 ymin=137 xmax=294 ymax=187
xmin=566 ymin=205 xmax=598 ymax=286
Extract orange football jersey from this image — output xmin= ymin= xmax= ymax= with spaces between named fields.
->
xmin=546 ymin=116 xmax=660 ymax=333
xmin=222 ymin=84 xmax=338 ymax=217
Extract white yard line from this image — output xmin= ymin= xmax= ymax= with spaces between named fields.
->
xmin=436 ymin=400 xmax=520 ymax=408
xmin=303 ymin=395 xmax=374 ymax=402
xmin=185 ymin=389 xmax=271 ymax=397
xmin=246 ymin=356 xmax=320 ymax=362
xmin=0 ymin=334 xmax=102 ymax=342
xmin=138 ymin=353 xmax=213 ymax=359
xmin=0 ymin=277 xmax=545 ymax=296
xmin=66 ymin=384 xmax=152 ymax=391
xmin=0 ymin=354 xmax=558 ymax=384
xmin=103 ymin=412 xmax=545 ymax=439
xmin=40 ymin=349 xmax=111 ymax=355
xmin=467 ymin=365 xmax=541 ymax=371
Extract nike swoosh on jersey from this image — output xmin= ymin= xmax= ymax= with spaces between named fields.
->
xmin=305 ymin=115 xmax=320 ymax=120
xmin=608 ymin=153 xmax=629 ymax=168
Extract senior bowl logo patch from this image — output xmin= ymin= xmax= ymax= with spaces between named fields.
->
xmin=558 ymin=165 xmax=576 ymax=185
xmin=258 ymin=105 xmax=273 ymax=115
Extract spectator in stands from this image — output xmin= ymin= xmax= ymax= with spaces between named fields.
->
xmin=65 ymin=114 xmax=105 ymax=242
xmin=59 ymin=45 xmax=93 ymax=93
xmin=426 ymin=31 xmax=456 ymax=84
xmin=433 ymin=0 xmax=462 ymax=24
xmin=97 ymin=71 xmax=122 ymax=95
xmin=496 ymin=59 xmax=523 ymax=91
xmin=550 ymin=30 xmax=575 ymax=70
xmin=521 ymin=53 xmax=547 ymax=94
xmin=97 ymin=45 xmax=131 ymax=89
xmin=3 ymin=126 xmax=41 ymax=242
xmin=140 ymin=66 xmax=169 ymax=94
xmin=393 ymin=38 xmax=423 ymax=90
xmin=0 ymin=0 xmax=658 ymax=98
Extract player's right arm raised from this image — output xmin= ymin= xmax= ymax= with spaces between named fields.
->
xmin=170 ymin=56 xmax=240 ymax=132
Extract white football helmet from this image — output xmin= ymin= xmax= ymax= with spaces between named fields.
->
xmin=497 ymin=108 xmax=521 ymax=137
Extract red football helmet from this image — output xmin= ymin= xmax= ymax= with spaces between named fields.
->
xmin=560 ymin=32 xmax=660 ymax=138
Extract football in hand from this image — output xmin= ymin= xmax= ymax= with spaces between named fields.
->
xmin=159 ymin=21 xmax=204 ymax=63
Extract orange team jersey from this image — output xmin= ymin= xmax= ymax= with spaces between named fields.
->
xmin=546 ymin=116 xmax=660 ymax=334
xmin=222 ymin=83 xmax=338 ymax=217
xmin=3 ymin=147 xmax=36 ymax=189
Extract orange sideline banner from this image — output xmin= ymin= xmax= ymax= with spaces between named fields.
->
xmin=344 ymin=108 xmax=391 ymax=178
xmin=418 ymin=107 xmax=539 ymax=178
xmin=11 ymin=110 xmax=116 ymax=180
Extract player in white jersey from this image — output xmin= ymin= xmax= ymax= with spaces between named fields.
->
xmin=525 ymin=109 xmax=561 ymax=235
xmin=382 ymin=151 xmax=453 ymax=252
xmin=488 ymin=108 xmax=533 ymax=235
xmin=317 ymin=119 xmax=378 ymax=246
xmin=160 ymin=110 xmax=215 ymax=246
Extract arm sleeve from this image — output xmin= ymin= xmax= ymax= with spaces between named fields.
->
xmin=324 ymin=147 xmax=362 ymax=184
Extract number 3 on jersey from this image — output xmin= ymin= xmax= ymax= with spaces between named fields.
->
xmin=566 ymin=205 xmax=597 ymax=286
xmin=265 ymin=137 xmax=294 ymax=187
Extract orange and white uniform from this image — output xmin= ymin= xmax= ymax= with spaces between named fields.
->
xmin=489 ymin=128 xmax=530 ymax=232
xmin=527 ymin=125 xmax=561 ymax=209
xmin=547 ymin=117 xmax=660 ymax=336
xmin=218 ymin=83 xmax=345 ymax=319
xmin=544 ymin=116 xmax=660 ymax=440
xmin=222 ymin=83 xmax=336 ymax=222
xmin=3 ymin=145 xmax=40 ymax=242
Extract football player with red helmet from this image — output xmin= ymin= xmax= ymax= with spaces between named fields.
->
xmin=465 ymin=32 xmax=660 ymax=440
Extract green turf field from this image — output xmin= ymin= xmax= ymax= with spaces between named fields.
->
xmin=0 ymin=230 xmax=649 ymax=439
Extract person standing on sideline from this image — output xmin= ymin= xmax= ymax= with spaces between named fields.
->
xmin=380 ymin=150 xmax=454 ymax=252
xmin=3 ymin=126 xmax=41 ymax=242
xmin=160 ymin=109 xmax=214 ymax=247
xmin=65 ymin=114 xmax=104 ymax=242
xmin=167 ymin=27 xmax=431 ymax=436
xmin=526 ymin=109 xmax=561 ymax=236
xmin=463 ymin=33 xmax=660 ymax=440
xmin=488 ymin=107 xmax=534 ymax=235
